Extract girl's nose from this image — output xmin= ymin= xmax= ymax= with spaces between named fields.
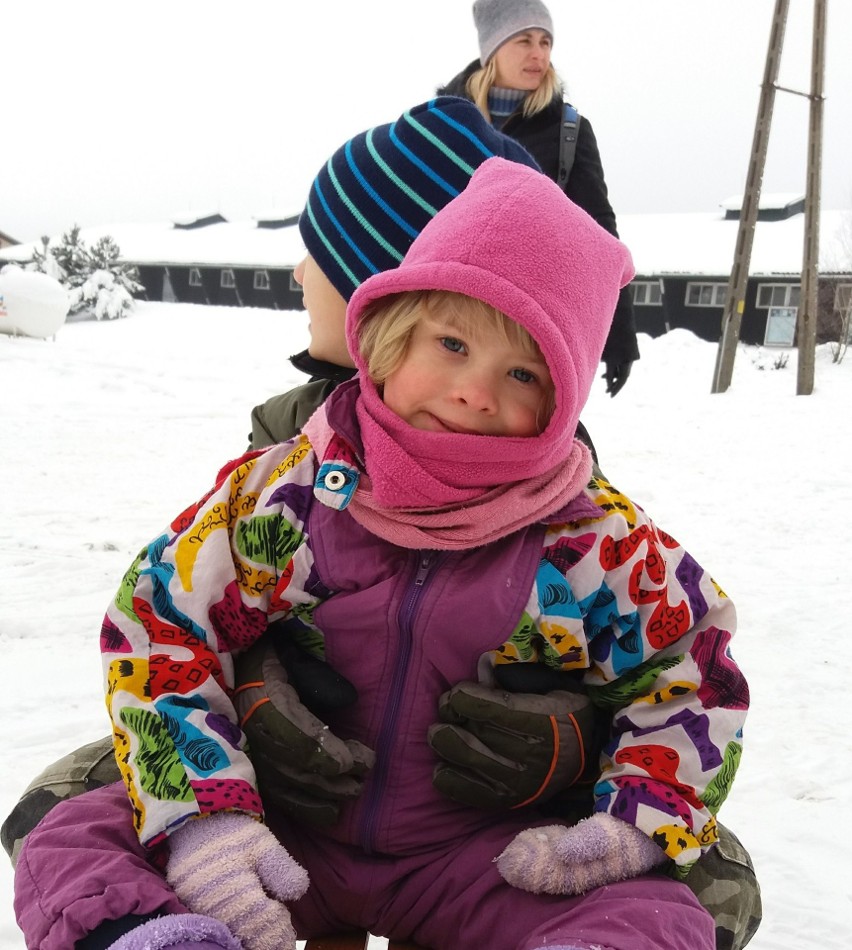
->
xmin=453 ymin=374 xmax=498 ymax=414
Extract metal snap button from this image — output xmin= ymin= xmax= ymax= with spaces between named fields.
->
xmin=323 ymin=470 xmax=347 ymax=491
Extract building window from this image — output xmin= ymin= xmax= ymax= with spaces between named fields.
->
xmin=756 ymin=283 xmax=800 ymax=308
xmin=220 ymin=269 xmax=236 ymax=289
xmin=188 ymin=268 xmax=202 ymax=287
xmin=254 ymin=270 xmax=270 ymax=291
xmin=289 ymin=271 xmax=301 ymax=293
xmin=631 ymin=281 xmax=662 ymax=306
xmin=685 ymin=282 xmax=727 ymax=307
xmin=835 ymin=283 xmax=852 ymax=312
xmin=764 ymin=307 xmax=797 ymax=346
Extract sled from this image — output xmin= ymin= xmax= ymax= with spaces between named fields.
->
xmin=305 ymin=933 xmax=422 ymax=949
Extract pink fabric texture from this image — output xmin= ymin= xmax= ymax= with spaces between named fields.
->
xmin=304 ymin=394 xmax=591 ymax=549
xmin=343 ymin=157 xmax=634 ymax=515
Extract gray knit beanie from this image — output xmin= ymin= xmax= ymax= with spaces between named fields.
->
xmin=473 ymin=0 xmax=554 ymax=65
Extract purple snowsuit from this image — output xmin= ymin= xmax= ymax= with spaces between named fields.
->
xmin=14 ymin=412 xmax=726 ymax=948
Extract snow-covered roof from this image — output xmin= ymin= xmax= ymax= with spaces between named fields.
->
xmin=0 ymin=219 xmax=307 ymax=270
xmin=720 ymin=192 xmax=806 ymax=212
xmin=618 ymin=208 xmax=850 ymax=277
xmin=1 ymin=208 xmax=849 ymax=278
xmin=170 ymin=211 xmax=226 ymax=229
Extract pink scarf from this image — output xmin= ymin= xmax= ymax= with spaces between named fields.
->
xmin=302 ymin=379 xmax=592 ymax=550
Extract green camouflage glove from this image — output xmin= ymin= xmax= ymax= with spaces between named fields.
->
xmin=234 ymin=634 xmax=374 ymax=826
xmin=428 ymin=671 xmax=604 ymax=810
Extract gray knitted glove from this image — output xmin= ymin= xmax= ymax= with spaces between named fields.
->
xmin=108 ymin=913 xmax=241 ymax=949
xmin=497 ymin=813 xmax=667 ymax=896
xmin=166 ymin=813 xmax=309 ymax=950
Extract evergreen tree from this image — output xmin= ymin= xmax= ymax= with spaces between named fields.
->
xmin=50 ymin=226 xmax=90 ymax=289
xmin=25 ymin=227 xmax=141 ymax=320
xmin=88 ymin=235 xmax=142 ymax=291
xmin=30 ymin=236 xmax=65 ymax=282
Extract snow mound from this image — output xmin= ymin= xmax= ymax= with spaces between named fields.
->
xmin=0 ymin=266 xmax=69 ymax=338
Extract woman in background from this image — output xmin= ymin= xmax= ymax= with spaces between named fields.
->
xmin=439 ymin=0 xmax=639 ymax=397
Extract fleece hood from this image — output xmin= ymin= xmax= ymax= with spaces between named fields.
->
xmin=345 ymin=157 xmax=635 ymax=477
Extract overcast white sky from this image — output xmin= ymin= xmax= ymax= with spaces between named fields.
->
xmin=4 ymin=0 xmax=851 ymax=242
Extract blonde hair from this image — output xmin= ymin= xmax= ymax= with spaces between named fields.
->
xmin=466 ymin=60 xmax=560 ymax=123
xmin=357 ymin=289 xmax=556 ymax=428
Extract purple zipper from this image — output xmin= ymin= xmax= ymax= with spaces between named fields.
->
xmin=359 ymin=550 xmax=444 ymax=853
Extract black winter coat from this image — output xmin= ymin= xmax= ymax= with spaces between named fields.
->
xmin=439 ymin=62 xmax=640 ymax=366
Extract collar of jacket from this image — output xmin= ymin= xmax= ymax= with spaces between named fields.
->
xmin=437 ymin=59 xmax=482 ymax=98
xmin=289 ymin=348 xmax=357 ymax=384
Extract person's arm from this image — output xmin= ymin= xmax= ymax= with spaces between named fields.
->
xmin=565 ymin=117 xmax=640 ymax=378
xmin=103 ymin=440 xmax=320 ymax=846
xmin=564 ymin=117 xmax=618 ymax=235
xmin=533 ymin=477 xmax=748 ymax=871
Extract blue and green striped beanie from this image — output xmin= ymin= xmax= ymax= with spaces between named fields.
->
xmin=298 ymin=96 xmax=541 ymax=302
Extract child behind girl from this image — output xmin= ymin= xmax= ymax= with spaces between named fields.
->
xmin=17 ymin=158 xmax=747 ymax=950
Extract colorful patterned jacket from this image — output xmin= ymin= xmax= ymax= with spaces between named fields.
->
xmin=102 ymin=394 xmax=748 ymax=872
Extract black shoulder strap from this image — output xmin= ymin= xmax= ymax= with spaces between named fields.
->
xmin=557 ymin=100 xmax=580 ymax=187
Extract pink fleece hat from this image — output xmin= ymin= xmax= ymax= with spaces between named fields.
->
xmin=346 ymin=157 xmax=635 ymax=461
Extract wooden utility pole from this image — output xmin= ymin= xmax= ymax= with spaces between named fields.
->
xmin=712 ymin=0 xmax=789 ymax=393
xmin=796 ymin=0 xmax=827 ymax=394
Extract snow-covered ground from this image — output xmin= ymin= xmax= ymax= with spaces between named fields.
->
xmin=1 ymin=302 xmax=850 ymax=949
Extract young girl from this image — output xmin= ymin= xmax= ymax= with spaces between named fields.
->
xmin=17 ymin=159 xmax=747 ymax=950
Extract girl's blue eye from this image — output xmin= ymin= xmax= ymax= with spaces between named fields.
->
xmin=441 ymin=337 xmax=465 ymax=354
xmin=511 ymin=368 xmax=536 ymax=384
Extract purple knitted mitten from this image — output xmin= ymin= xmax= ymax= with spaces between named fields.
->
xmin=166 ymin=813 xmax=309 ymax=950
xmin=107 ymin=913 xmax=241 ymax=949
xmin=497 ymin=813 xmax=667 ymax=896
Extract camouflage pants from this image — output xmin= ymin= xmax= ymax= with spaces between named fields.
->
xmin=684 ymin=823 xmax=762 ymax=950
xmin=2 ymin=737 xmax=119 ymax=867
xmin=2 ymin=738 xmax=761 ymax=949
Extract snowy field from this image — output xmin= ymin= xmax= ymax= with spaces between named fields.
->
xmin=1 ymin=302 xmax=850 ymax=949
